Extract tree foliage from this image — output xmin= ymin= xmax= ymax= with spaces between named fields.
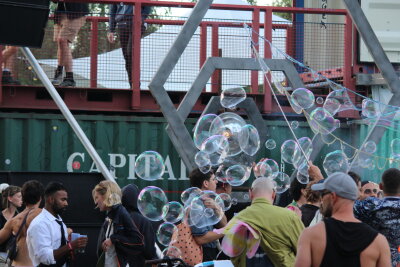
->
xmin=273 ymin=0 xmax=293 ymax=21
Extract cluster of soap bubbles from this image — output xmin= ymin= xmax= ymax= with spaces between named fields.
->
xmin=390 ymin=138 xmax=400 ymax=168
xmin=193 ymin=111 xmax=260 ymax=186
xmin=136 ymin=186 xmax=184 ymax=252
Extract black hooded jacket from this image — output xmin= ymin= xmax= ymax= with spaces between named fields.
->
xmin=97 ymin=204 xmax=145 ymax=267
xmin=122 ymin=184 xmax=157 ymax=261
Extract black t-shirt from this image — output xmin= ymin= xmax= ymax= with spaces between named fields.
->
xmin=320 ymin=217 xmax=378 ymax=267
xmin=300 ymin=204 xmax=320 ymax=227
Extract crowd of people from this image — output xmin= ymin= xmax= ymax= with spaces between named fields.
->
xmin=0 ymin=162 xmax=397 ymax=267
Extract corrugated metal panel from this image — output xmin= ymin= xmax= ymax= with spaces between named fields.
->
xmin=0 ymin=112 xmax=356 ymax=199
xmin=360 ymin=0 xmax=400 ymax=63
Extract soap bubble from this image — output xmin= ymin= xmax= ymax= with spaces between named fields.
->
xmin=281 ymin=140 xmax=299 ymax=164
xmin=291 ymin=88 xmax=315 ymax=110
xmin=323 ymin=97 xmax=341 ymax=116
xmin=323 ymin=150 xmax=349 ymax=176
xmin=231 ymin=198 xmax=238 ymax=205
xmin=163 ymin=246 xmax=182 ymax=259
xmin=293 ymin=137 xmax=313 ymax=167
xmin=195 ymin=150 xmax=210 ymax=168
xmin=164 ymin=201 xmax=184 ymax=223
xmin=264 ymin=159 xmax=280 ymax=177
xmin=362 ymin=99 xmax=380 ymax=118
xmin=389 ymin=155 xmax=400 ymax=168
xmin=273 ymin=172 xmax=290 ymax=193
xmin=316 ymin=97 xmax=324 ymax=105
xmin=137 ymin=186 xmax=169 ymax=221
xmin=181 ymin=187 xmax=202 ymax=206
xmin=189 ymin=191 xmax=224 ymax=228
xmin=210 ymin=112 xmax=246 ymax=157
xmin=199 ymin=165 xmax=212 ymax=174
xmin=391 ymin=138 xmax=400 ymax=157
xmin=324 ymin=89 xmax=356 ymax=115
xmin=135 ymin=151 xmax=165 ymax=181
xmin=309 ymin=108 xmax=339 ymax=135
xmin=208 ymin=151 xmax=226 ymax=166
xmin=291 ymin=121 xmax=299 ymax=130
xmin=225 ymin=164 xmax=250 ymax=186
xmin=254 ymin=160 xmax=272 ymax=178
xmin=193 ymin=114 xmax=218 ymax=149
xmin=201 ymin=135 xmax=229 ymax=154
xmin=220 ymin=87 xmax=246 ymax=109
xmin=265 ymin=139 xmax=276 ymax=150
xmin=363 ymin=141 xmax=377 ymax=154
xmin=239 ymin=124 xmax=260 ymax=156
xmin=219 ymin=193 xmax=232 ymax=211
xmin=297 ymin=172 xmax=309 ymax=184
xmin=157 ymin=222 xmax=178 ymax=246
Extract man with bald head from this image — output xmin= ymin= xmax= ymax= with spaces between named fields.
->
xmin=228 ymin=177 xmax=304 ymax=267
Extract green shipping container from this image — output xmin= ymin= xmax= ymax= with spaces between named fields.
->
xmin=0 ymin=112 xmax=373 ymax=200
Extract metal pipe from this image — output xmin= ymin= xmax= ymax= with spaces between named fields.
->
xmin=21 ymin=47 xmax=116 ymax=183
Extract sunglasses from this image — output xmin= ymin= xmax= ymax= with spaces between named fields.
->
xmin=364 ymin=189 xmax=378 ymax=194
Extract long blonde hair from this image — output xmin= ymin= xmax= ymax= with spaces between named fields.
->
xmin=92 ymin=180 xmax=122 ymax=208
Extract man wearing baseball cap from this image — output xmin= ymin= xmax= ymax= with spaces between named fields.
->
xmin=295 ymin=172 xmax=391 ymax=267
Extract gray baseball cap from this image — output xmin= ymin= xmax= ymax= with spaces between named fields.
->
xmin=311 ymin=172 xmax=358 ymax=201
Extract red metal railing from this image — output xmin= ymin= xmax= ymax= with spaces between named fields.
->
xmin=0 ymin=0 xmax=353 ymax=115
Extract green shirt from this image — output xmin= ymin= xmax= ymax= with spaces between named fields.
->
xmin=232 ymin=198 xmax=304 ymax=267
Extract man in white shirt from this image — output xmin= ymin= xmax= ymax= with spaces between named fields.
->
xmin=27 ymin=182 xmax=88 ymax=267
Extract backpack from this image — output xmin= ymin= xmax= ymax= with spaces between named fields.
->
xmin=167 ymin=221 xmax=203 ymax=266
xmin=6 ymin=210 xmax=30 ymax=264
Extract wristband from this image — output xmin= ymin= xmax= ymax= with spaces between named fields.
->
xmin=68 ymin=242 xmax=73 ymax=251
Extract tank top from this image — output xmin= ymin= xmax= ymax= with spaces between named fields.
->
xmin=320 ymin=217 xmax=378 ymax=267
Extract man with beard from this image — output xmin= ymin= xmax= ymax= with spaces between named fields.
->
xmin=295 ymin=172 xmax=391 ymax=267
xmin=27 ymin=182 xmax=88 ymax=267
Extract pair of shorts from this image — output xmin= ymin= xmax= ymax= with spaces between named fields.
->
xmin=53 ymin=14 xmax=86 ymax=43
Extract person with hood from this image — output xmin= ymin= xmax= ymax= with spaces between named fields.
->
xmin=121 ymin=184 xmax=157 ymax=262
xmin=93 ymin=181 xmax=144 ymax=267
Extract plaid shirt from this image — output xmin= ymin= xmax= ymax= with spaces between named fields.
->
xmin=354 ymin=197 xmax=400 ymax=267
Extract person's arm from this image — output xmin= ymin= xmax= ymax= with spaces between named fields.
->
xmin=54 ymin=237 xmax=87 ymax=261
xmin=376 ymin=234 xmax=391 ymax=267
xmin=215 ymin=214 xmax=227 ymax=228
xmin=0 ymin=219 xmax=13 ymax=244
xmin=193 ymin=231 xmax=223 ymax=245
xmin=294 ymin=227 xmax=312 ymax=267
xmin=109 ymin=210 xmax=144 ymax=251
xmin=308 ymin=162 xmax=324 ymax=181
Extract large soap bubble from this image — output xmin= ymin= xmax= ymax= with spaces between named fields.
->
xmin=264 ymin=159 xmax=280 ymax=177
xmin=273 ymin=172 xmax=290 ymax=193
xmin=254 ymin=160 xmax=273 ymax=178
xmin=323 ymin=150 xmax=349 ymax=176
xmin=362 ymin=99 xmax=380 ymax=118
xmin=281 ymin=140 xmax=299 ymax=164
xmin=193 ymin=114 xmax=218 ymax=149
xmin=220 ymin=87 xmax=246 ymax=109
xmin=265 ymin=139 xmax=276 ymax=150
xmin=308 ymin=108 xmax=340 ymax=135
xmin=225 ymin=164 xmax=250 ymax=186
xmin=157 ymin=222 xmax=178 ymax=246
xmin=362 ymin=141 xmax=377 ymax=154
xmin=189 ymin=191 xmax=224 ymax=228
xmin=137 ymin=186 xmax=169 ymax=221
xmin=291 ymin=88 xmax=315 ymax=110
xmin=239 ymin=124 xmax=260 ymax=156
xmin=181 ymin=187 xmax=202 ymax=206
xmin=293 ymin=137 xmax=313 ymax=167
xmin=324 ymin=89 xmax=356 ymax=115
xmin=210 ymin=112 xmax=246 ymax=157
xmin=219 ymin=193 xmax=232 ymax=211
xmin=135 ymin=151 xmax=165 ymax=181
xmin=194 ymin=150 xmax=210 ymax=168
xmin=164 ymin=201 xmax=184 ymax=223
xmin=201 ymin=135 xmax=229 ymax=155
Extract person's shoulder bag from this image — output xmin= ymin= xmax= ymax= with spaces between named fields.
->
xmin=6 ymin=210 xmax=31 ymax=264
